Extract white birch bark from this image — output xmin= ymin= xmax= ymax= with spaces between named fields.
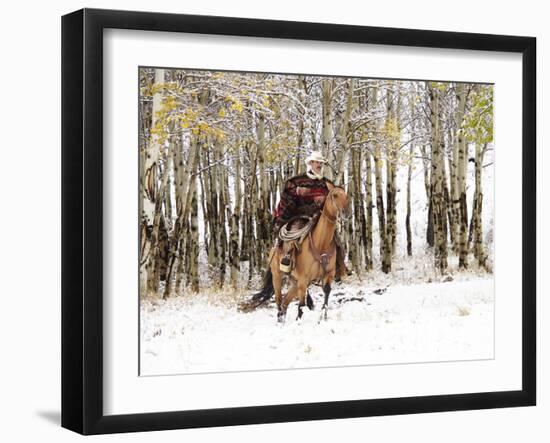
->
xmin=321 ymin=79 xmax=334 ymax=180
xmin=335 ymin=79 xmax=354 ymax=184
xmin=230 ymin=142 xmax=242 ymax=289
xmin=429 ymin=83 xmax=448 ymax=273
xmin=142 ymin=69 xmax=164 ymax=228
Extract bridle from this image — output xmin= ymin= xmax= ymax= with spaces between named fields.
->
xmin=311 ymin=188 xmax=346 ymax=278
xmin=321 ymin=189 xmax=348 ymax=224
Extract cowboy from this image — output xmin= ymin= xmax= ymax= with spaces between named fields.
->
xmin=272 ymin=151 xmax=350 ymax=280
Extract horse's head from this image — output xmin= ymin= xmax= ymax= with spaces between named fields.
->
xmin=325 ymin=186 xmax=350 ymax=220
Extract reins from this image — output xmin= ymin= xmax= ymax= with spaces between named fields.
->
xmin=308 ymin=231 xmax=336 ymax=277
xmin=310 ymin=189 xmax=344 ymax=277
xmin=321 ymin=189 xmax=346 ymax=224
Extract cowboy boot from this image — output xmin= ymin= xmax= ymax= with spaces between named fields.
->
xmin=280 ymin=254 xmax=292 ymax=274
xmin=280 ymin=242 xmax=293 ymax=274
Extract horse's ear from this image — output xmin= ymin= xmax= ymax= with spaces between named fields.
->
xmin=335 ymin=180 xmax=347 ymax=190
xmin=331 ymin=176 xmax=347 ymax=189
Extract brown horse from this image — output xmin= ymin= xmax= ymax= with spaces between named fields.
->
xmin=242 ymin=185 xmax=349 ymax=322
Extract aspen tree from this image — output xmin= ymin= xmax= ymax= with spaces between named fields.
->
xmin=365 ymin=150 xmax=374 ymax=270
xmin=142 ymin=69 xmax=165 ymax=297
xmin=406 ymin=142 xmax=413 ymax=256
xmin=335 ymin=79 xmax=354 ymax=184
xmin=472 ymin=143 xmax=489 ymax=269
xmin=230 ymin=142 xmax=242 ymax=289
xmin=189 ymin=173 xmax=200 ymax=292
xmin=455 ymin=84 xmax=469 ymax=268
xmin=321 ymin=78 xmax=334 ymax=180
xmin=429 ymin=82 xmax=448 ymax=273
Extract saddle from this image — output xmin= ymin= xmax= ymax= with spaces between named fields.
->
xmin=276 ymin=214 xmax=319 ymax=272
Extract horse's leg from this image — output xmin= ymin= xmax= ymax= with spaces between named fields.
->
xmin=322 ymin=280 xmax=332 ymax=321
xmin=296 ymin=280 xmax=308 ymax=320
xmin=271 ymin=249 xmax=284 ymax=319
xmin=279 ymin=286 xmax=298 ymax=323
xmin=306 ymin=290 xmax=315 ymax=311
xmin=297 ymin=300 xmax=305 ymax=320
xmin=277 ymin=289 xmax=288 ymax=323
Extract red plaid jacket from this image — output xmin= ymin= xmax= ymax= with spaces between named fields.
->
xmin=273 ymin=173 xmax=334 ymax=223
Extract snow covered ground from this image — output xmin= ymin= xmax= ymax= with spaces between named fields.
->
xmin=140 ymin=273 xmax=494 ymax=376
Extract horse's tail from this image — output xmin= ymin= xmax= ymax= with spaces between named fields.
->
xmin=238 ymin=268 xmax=275 ymax=312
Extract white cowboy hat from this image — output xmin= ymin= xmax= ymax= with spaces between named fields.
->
xmin=305 ymin=151 xmax=327 ymax=164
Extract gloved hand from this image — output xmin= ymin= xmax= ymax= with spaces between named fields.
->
xmin=314 ymin=195 xmax=326 ymax=207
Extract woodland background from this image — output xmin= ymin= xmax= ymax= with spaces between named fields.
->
xmin=139 ymin=68 xmax=494 ymax=299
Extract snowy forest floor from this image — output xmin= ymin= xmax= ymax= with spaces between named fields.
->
xmin=140 ymin=251 xmax=494 ymax=376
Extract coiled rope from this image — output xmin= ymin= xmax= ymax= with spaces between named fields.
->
xmin=278 ymin=216 xmax=314 ymax=245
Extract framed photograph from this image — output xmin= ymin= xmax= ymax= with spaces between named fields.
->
xmin=61 ymin=8 xmax=536 ymax=435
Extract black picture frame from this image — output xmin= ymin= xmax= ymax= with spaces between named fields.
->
xmin=61 ymin=8 xmax=536 ymax=435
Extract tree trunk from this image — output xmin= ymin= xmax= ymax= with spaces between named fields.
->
xmin=188 ymin=174 xmax=200 ymax=292
xmin=384 ymin=87 xmax=398 ymax=260
xmin=429 ymin=83 xmax=448 ymax=273
xmin=334 ymin=79 xmax=354 ymax=184
xmin=457 ymin=88 xmax=469 ymax=269
xmin=349 ymin=147 xmax=360 ymax=273
xmin=256 ymin=113 xmax=270 ymax=276
xmin=216 ymin=141 xmax=228 ymax=288
xmin=142 ymin=69 xmax=165 ymax=297
xmin=473 ymin=143 xmax=488 ymax=269
xmin=389 ymin=89 xmax=400 ymax=252
xmin=420 ymin=143 xmax=434 ymax=247
xmin=174 ymin=221 xmax=187 ymax=294
xmin=248 ymin=141 xmax=261 ymax=280
xmin=354 ymin=146 xmax=367 ymax=272
xmin=365 ymin=150 xmax=373 ymax=271
xmin=321 ymin=79 xmax=334 ymax=180
xmin=145 ymin=145 xmax=170 ymax=298
xmin=406 ymin=142 xmax=413 ymax=256
xmin=374 ymin=142 xmax=389 ymax=273
xmin=206 ymin=142 xmax=221 ymax=284
xmin=230 ymin=142 xmax=242 ymax=289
